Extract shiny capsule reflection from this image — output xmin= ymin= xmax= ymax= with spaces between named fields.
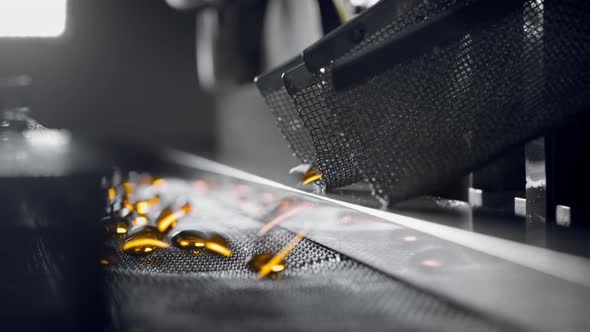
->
xmin=107 ymin=187 xmax=116 ymax=202
xmin=122 ymin=200 xmax=134 ymax=214
xmin=116 ymin=224 xmax=128 ymax=234
xmin=302 ymin=168 xmax=322 ymax=185
xmin=135 ymin=196 xmax=159 ymax=215
xmin=171 ymin=230 xmax=208 ymax=249
xmin=156 ymin=208 xmax=175 ymax=232
xmin=99 ymin=245 xmax=119 ymax=265
xmin=249 ymin=252 xmax=285 ymax=273
xmin=131 ymin=215 xmax=148 ymax=227
xmin=156 ymin=203 xmax=191 ymax=233
xmin=171 ymin=231 xmax=231 ymax=256
xmin=103 ymin=220 xmax=129 ymax=235
xmin=255 ymin=233 xmax=304 ymax=279
xmin=123 ymin=226 xmax=170 ymax=256
xmin=205 ymin=233 xmax=232 ymax=257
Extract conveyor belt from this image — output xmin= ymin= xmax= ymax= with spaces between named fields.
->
xmin=98 ymin=174 xmax=510 ymax=331
xmin=1 ymin=127 xmax=589 ymax=331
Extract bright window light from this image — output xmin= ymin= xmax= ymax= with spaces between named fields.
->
xmin=0 ymin=0 xmax=66 ymax=38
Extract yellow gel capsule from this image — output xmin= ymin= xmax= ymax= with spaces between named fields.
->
xmin=248 ymin=253 xmax=286 ymax=273
xmin=115 ymin=223 xmax=128 ymax=234
xmin=104 ymin=220 xmax=129 ymax=235
xmin=99 ymin=246 xmax=118 ymax=266
xmin=122 ymin=181 xmax=133 ymax=199
xmin=135 ymin=201 xmax=149 ymax=215
xmin=205 ymin=234 xmax=232 ymax=257
xmin=107 ymin=187 xmax=116 ymax=202
xmin=123 ymin=226 xmax=170 ymax=256
xmin=156 ymin=203 xmax=191 ymax=233
xmin=302 ymin=168 xmax=322 ymax=185
xmin=152 ymin=178 xmax=165 ymax=186
xmin=123 ymin=200 xmax=134 ymax=212
xmin=156 ymin=208 xmax=176 ymax=232
xmin=135 ymin=196 xmax=160 ymax=215
xmin=131 ymin=215 xmax=148 ymax=227
xmin=304 ymin=168 xmax=320 ymax=177
xmin=171 ymin=230 xmax=208 ymax=249
xmin=255 ymin=233 xmax=304 ymax=279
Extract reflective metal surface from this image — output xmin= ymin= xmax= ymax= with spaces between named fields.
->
xmin=165 ymin=150 xmax=590 ymax=332
xmin=1 ymin=125 xmax=589 ymax=331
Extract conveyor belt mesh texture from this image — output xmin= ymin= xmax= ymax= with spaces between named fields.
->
xmin=330 ymin=0 xmax=590 ymax=202
xmin=262 ymin=86 xmax=316 ymax=165
xmin=104 ymin=226 xmax=512 ymax=332
xmin=289 ymin=79 xmax=363 ymax=188
xmin=283 ymin=0 xmax=460 ymax=190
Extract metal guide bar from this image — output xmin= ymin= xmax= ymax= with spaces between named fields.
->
xmin=162 ymin=149 xmax=590 ymax=332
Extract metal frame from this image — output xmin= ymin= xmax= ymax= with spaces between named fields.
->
xmin=254 ymin=55 xmax=303 ymax=95
xmin=303 ymin=0 xmax=404 ymax=72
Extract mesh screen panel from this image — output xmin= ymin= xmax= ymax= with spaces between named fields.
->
xmin=288 ymin=79 xmax=363 ymax=188
xmin=330 ymin=0 xmax=590 ymax=202
xmin=262 ymin=87 xmax=316 ymax=165
xmin=284 ymin=64 xmax=360 ymax=190
xmin=283 ymin=0 xmax=461 ymax=189
xmin=104 ymin=227 xmax=513 ymax=332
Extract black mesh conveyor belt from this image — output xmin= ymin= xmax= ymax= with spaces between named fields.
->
xmin=103 ymin=227 xmax=515 ymax=332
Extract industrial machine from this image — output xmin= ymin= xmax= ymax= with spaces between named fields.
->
xmin=1 ymin=0 xmax=589 ymax=331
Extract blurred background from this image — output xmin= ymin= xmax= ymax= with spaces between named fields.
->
xmin=0 ymin=0 xmax=346 ymax=183
xmin=1 ymin=0 xmax=214 ymax=152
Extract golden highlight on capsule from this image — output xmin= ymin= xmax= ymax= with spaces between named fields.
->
xmin=302 ymin=168 xmax=322 ymax=185
xmin=107 ymin=187 xmax=116 ymax=201
xmin=254 ymin=233 xmax=304 ymax=279
xmin=156 ymin=203 xmax=191 ymax=232
xmin=205 ymin=234 xmax=232 ymax=257
xmin=135 ymin=196 xmax=160 ymax=215
xmin=172 ymin=231 xmax=232 ymax=257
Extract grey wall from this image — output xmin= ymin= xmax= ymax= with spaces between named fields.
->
xmin=0 ymin=0 xmax=214 ymax=153
xmin=216 ymin=85 xmax=299 ymax=185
